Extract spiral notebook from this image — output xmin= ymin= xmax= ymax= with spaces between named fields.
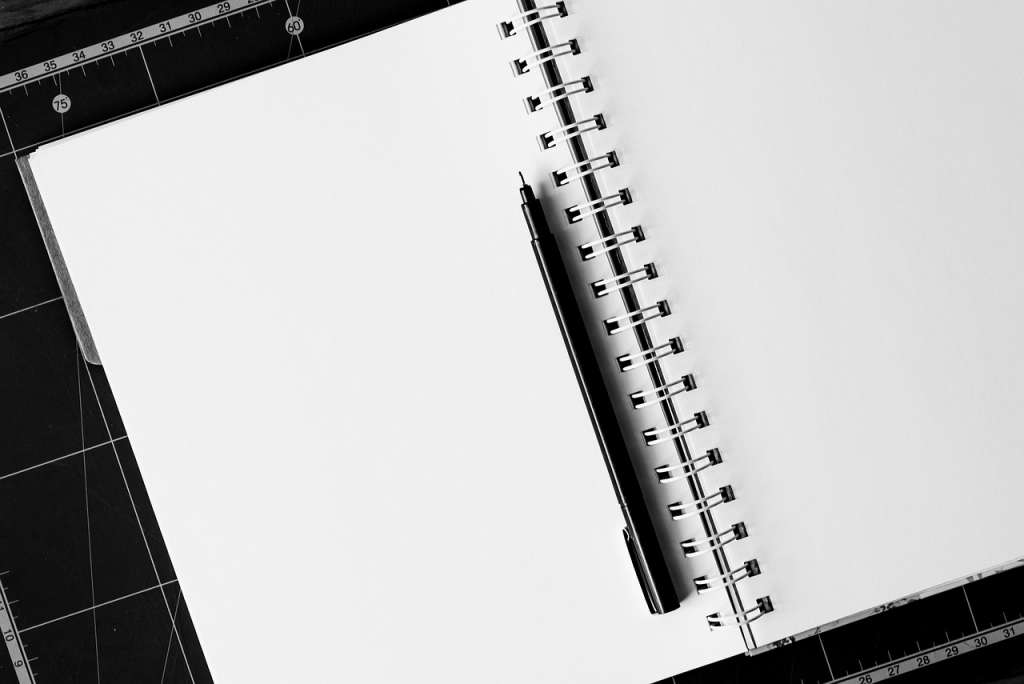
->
xmin=492 ymin=0 xmax=1024 ymax=649
xmin=25 ymin=0 xmax=1024 ymax=681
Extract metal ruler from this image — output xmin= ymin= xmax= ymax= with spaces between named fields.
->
xmin=832 ymin=615 xmax=1023 ymax=684
xmin=0 ymin=574 xmax=34 ymax=684
xmin=0 ymin=0 xmax=281 ymax=95
xmin=0 ymin=0 xmax=320 ymax=160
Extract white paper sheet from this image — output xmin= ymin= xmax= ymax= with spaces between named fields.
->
xmin=28 ymin=1 xmax=744 ymax=682
xmin=550 ymin=0 xmax=1024 ymax=645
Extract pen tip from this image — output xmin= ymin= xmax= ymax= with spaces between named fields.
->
xmin=518 ymin=171 xmax=526 ymax=186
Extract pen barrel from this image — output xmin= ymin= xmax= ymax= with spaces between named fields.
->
xmin=527 ymin=220 xmax=679 ymax=614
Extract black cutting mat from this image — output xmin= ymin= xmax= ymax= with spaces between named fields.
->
xmin=2 ymin=1 xmax=1024 ymax=683
xmin=0 ymin=296 xmax=202 ymax=682
xmin=0 ymin=2 xmax=460 ymax=681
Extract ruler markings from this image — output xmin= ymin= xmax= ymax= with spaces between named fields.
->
xmin=0 ymin=579 xmax=37 ymax=684
xmin=282 ymin=0 xmax=305 ymax=56
xmin=138 ymin=45 xmax=162 ymax=105
xmin=0 ymin=0 xmax=406 ymax=159
xmin=831 ymin=616 xmax=1024 ymax=684
xmin=0 ymin=0 xmax=276 ymax=94
xmin=0 ymin=47 xmax=300 ymax=162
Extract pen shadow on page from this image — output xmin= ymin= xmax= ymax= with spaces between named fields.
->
xmin=534 ymin=186 xmax=698 ymax=609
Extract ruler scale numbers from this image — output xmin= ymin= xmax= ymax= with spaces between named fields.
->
xmin=0 ymin=0 xmax=304 ymax=156
xmin=833 ymin=616 xmax=1023 ymax=683
xmin=0 ymin=0 xmax=276 ymax=94
xmin=0 ymin=576 xmax=35 ymax=684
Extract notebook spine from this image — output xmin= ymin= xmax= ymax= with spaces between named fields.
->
xmin=499 ymin=1 xmax=772 ymax=643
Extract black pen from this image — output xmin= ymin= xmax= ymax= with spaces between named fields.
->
xmin=519 ymin=174 xmax=680 ymax=614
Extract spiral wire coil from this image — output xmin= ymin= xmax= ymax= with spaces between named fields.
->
xmin=500 ymin=1 xmax=773 ymax=636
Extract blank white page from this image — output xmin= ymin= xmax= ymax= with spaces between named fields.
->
xmin=28 ymin=1 xmax=744 ymax=682
xmin=550 ymin=0 xmax=1024 ymax=644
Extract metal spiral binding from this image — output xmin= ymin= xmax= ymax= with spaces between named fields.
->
xmin=578 ymin=225 xmax=644 ymax=260
xmin=497 ymin=2 xmax=567 ymax=38
xmin=565 ymin=188 xmax=631 ymax=223
xmin=681 ymin=522 xmax=749 ymax=558
xmin=604 ymin=300 xmax=670 ymax=336
xmin=524 ymin=76 xmax=594 ymax=112
xmin=538 ymin=114 xmax=606 ymax=150
xmin=642 ymin=411 xmax=709 ymax=446
xmin=511 ymin=40 xmax=580 ymax=76
xmin=694 ymin=560 xmax=761 ymax=594
xmin=668 ymin=485 xmax=735 ymax=521
xmin=500 ymin=0 xmax=772 ymax=639
xmin=552 ymin=151 xmax=619 ymax=187
xmin=616 ymin=338 xmax=683 ymax=372
xmin=655 ymin=447 xmax=722 ymax=482
xmin=708 ymin=597 xmax=775 ymax=629
xmin=630 ymin=373 xmax=694 ymax=408
xmin=591 ymin=263 xmax=657 ymax=298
